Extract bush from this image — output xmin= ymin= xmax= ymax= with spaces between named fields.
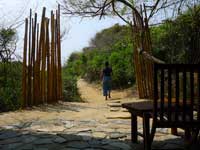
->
xmin=62 ymin=75 xmax=81 ymax=102
xmin=0 ymin=62 xmax=22 ymax=112
xmin=151 ymin=6 xmax=200 ymax=63
xmin=62 ymin=54 xmax=82 ymax=102
xmin=74 ymin=24 xmax=135 ymax=89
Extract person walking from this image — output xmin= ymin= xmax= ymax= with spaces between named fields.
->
xmin=101 ymin=61 xmax=112 ymax=100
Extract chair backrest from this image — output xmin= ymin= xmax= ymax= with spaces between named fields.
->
xmin=154 ymin=64 xmax=200 ymax=127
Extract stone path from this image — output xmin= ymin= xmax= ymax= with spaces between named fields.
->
xmin=0 ymin=115 xmax=186 ymax=150
xmin=0 ymin=79 xmax=199 ymax=149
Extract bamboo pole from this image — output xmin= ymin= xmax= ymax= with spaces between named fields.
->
xmin=32 ymin=13 xmax=37 ymax=105
xmin=46 ymin=18 xmax=50 ymax=103
xmin=27 ymin=9 xmax=32 ymax=106
xmin=38 ymin=7 xmax=46 ymax=104
xmin=22 ymin=18 xmax=28 ymax=107
xmin=144 ymin=17 xmax=154 ymax=99
xmin=55 ymin=16 xmax=58 ymax=102
xmin=132 ymin=17 xmax=146 ymax=98
xmin=35 ymin=23 xmax=40 ymax=105
xmin=41 ymin=17 xmax=46 ymax=103
xmin=51 ymin=11 xmax=55 ymax=102
xmin=57 ymin=4 xmax=62 ymax=101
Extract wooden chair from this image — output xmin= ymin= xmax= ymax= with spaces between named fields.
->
xmin=122 ymin=64 xmax=200 ymax=150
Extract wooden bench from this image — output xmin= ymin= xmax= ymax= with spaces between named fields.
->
xmin=122 ymin=64 xmax=200 ymax=150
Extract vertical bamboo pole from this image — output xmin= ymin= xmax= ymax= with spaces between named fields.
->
xmin=51 ymin=11 xmax=55 ymax=102
xmin=55 ymin=16 xmax=58 ymax=102
xmin=144 ymin=18 xmax=154 ymax=99
xmin=143 ymin=5 xmax=154 ymax=99
xmin=22 ymin=18 xmax=28 ymax=107
xmin=35 ymin=23 xmax=40 ymax=105
xmin=27 ymin=9 xmax=32 ymax=106
xmin=48 ymin=13 xmax=52 ymax=103
xmin=32 ymin=13 xmax=37 ymax=105
xmin=57 ymin=4 xmax=62 ymax=101
xmin=41 ymin=17 xmax=46 ymax=103
xmin=132 ymin=12 xmax=146 ymax=98
xmin=38 ymin=7 xmax=46 ymax=104
xmin=46 ymin=18 xmax=50 ymax=103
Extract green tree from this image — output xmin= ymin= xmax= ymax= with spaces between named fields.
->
xmin=0 ymin=61 xmax=22 ymax=111
xmin=62 ymin=52 xmax=82 ymax=102
xmin=0 ymin=28 xmax=21 ymax=112
xmin=64 ymin=24 xmax=134 ymax=89
xmin=151 ymin=5 xmax=200 ymax=63
xmin=0 ymin=28 xmax=17 ymax=62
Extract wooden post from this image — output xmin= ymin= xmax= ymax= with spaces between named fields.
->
xmin=55 ymin=16 xmax=58 ymax=102
xmin=32 ymin=13 xmax=37 ymax=105
xmin=38 ymin=7 xmax=46 ymax=104
xmin=27 ymin=9 xmax=32 ymax=106
xmin=41 ymin=17 xmax=46 ymax=103
xmin=51 ymin=11 xmax=55 ymax=102
xmin=22 ymin=18 xmax=28 ymax=107
xmin=57 ymin=4 xmax=62 ymax=101
xmin=35 ymin=23 xmax=40 ymax=105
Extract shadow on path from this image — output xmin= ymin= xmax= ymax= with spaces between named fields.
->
xmin=0 ymin=128 xmax=199 ymax=150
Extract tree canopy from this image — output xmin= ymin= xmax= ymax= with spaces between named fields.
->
xmin=0 ymin=28 xmax=17 ymax=62
xmin=0 ymin=28 xmax=21 ymax=112
xmin=61 ymin=0 xmax=200 ymax=25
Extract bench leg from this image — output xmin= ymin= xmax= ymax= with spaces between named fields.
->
xmin=184 ymin=128 xmax=192 ymax=143
xmin=131 ymin=113 xmax=138 ymax=143
xmin=143 ymin=113 xmax=151 ymax=150
xmin=185 ymin=128 xmax=191 ymax=140
xmin=191 ymin=128 xmax=199 ymax=144
xmin=171 ymin=128 xmax=178 ymax=135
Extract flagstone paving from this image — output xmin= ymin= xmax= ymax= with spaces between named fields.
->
xmin=0 ymin=119 xmax=185 ymax=150
xmin=0 ymin=102 xmax=195 ymax=150
xmin=0 ymin=79 xmax=199 ymax=149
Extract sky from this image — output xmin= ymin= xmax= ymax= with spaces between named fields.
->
xmin=0 ymin=0 xmax=124 ymax=63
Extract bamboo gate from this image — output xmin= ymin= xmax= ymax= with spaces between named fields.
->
xmin=22 ymin=6 xmax=62 ymax=107
xmin=132 ymin=5 xmax=200 ymax=99
xmin=132 ymin=6 xmax=164 ymax=100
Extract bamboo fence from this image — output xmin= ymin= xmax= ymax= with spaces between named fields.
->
xmin=22 ymin=5 xmax=62 ymax=107
xmin=132 ymin=5 xmax=155 ymax=99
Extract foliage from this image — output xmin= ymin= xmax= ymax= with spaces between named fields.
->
xmin=85 ymin=24 xmax=134 ymax=89
xmin=64 ymin=5 xmax=200 ymax=96
xmin=0 ymin=62 xmax=22 ymax=112
xmin=62 ymin=52 xmax=82 ymax=102
xmin=0 ymin=28 xmax=21 ymax=112
xmin=109 ymin=41 xmax=134 ymax=88
xmin=65 ymin=24 xmax=135 ymax=90
xmin=151 ymin=5 xmax=200 ymax=63
xmin=0 ymin=28 xmax=17 ymax=62
xmin=90 ymin=24 xmax=131 ymax=50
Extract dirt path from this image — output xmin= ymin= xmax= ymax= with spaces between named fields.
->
xmin=78 ymin=78 xmax=135 ymax=103
xmin=77 ymin=79 xmax=104 ymax=103
xmin=0 ymin=79 xmax=186 ymax=150
xmin=0 ymin=79 xmax=135 ymax=126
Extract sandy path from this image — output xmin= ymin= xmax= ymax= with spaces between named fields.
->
xmin=0 ymin=79 xmax=136 ymax=126
xmin=77 ymin=79 xmax=104 ymax=103
xmin=78 ymin=78 xmax=135 ymax=103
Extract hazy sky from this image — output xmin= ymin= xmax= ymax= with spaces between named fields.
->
xmin=0 ymin=0 xmax=124 ymax=63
